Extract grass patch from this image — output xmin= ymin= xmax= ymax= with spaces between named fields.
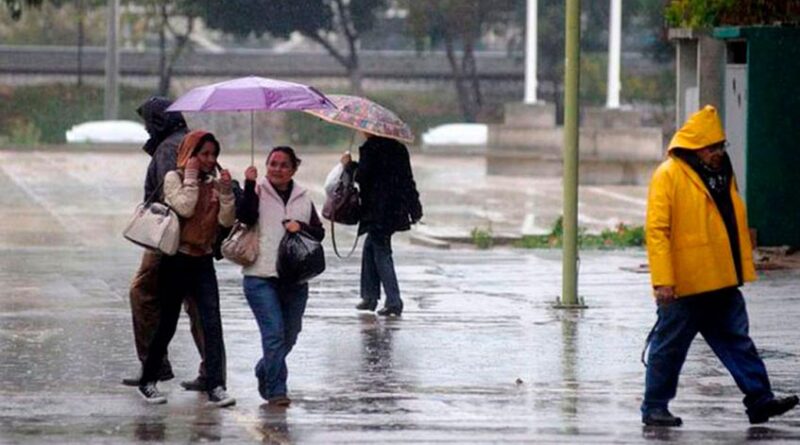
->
xmin=516 ymin=217 xmax=645 ymax=249
xmin=470 ymin=227 xmax=494 ymax=249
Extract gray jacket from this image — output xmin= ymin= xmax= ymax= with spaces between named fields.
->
xmin=143 ymin=128 xmax=187 ymax=201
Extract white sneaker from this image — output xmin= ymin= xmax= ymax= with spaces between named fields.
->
xmin=207 ymin=386 xmax=236 ymax=408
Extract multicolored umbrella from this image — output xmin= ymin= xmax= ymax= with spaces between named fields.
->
xmin=304 ymin=95 xmax=414 ymax=144
xmin=167 ymin=76 xmax=336 ymax=163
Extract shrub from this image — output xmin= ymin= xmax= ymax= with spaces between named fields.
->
xmin=470 ymin=227 xmax=494 ymax=249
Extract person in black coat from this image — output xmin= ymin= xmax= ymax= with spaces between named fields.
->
xmin=342 ymin=134 xmax=422 ymax=316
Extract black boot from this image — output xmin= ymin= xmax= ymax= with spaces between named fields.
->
xmin=355 ymin=300 xmax=377 ymax=311
xmin=121 ymin=363 xmax=174 ymax=386
xmin=748 ymin=395 xmax=799 ymax=424
xmin=377 ymin=306 xmax=403 ymax=317
xmin=642 ymin=408 xmax=683 ymax=427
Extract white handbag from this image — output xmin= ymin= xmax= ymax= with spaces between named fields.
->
xmin=123 ymin=182 xmax=180 ymax=255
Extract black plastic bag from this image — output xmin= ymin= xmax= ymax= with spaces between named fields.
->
xmin=277 ymin=230 xmax=326 ymax=284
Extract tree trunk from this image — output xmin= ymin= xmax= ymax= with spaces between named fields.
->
xmin=77 ymin=1 xmax=84 ymax=87
xmin=305 ymin=30 xmax=363 ymax=95
xmin=444 ymin=35 xmax=478 ymax=122
xmin=159 ymin=14 xmax=194 ymax=97
xmin=334 ymin=0 xmax=363 ymax=94
xmin=462 ymin=36 xmax=482 ymax=111
xmin=348 ymin=64 xmax=364 ymax=95
xmin=157 ymin=3 xmax=168 ymax=96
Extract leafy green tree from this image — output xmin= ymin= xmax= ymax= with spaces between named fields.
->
xmin=405 ymin=0 xmax=517 ymax=122
xmin=196 ymin=0 xmax=387 ymax=94
xmin=665 ymin=0 xmax=800 ymax=27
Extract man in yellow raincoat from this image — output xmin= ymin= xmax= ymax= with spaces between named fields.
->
xmin=642 ymin=105 xmax=798 ymax=427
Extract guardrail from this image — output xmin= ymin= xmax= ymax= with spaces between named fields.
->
xmin=0 ymin=45 xmax=525 ymax=80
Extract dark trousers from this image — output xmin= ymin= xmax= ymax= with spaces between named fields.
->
xmin=642 ymin=288 xmax=774 ymax=415
xmin=360 ymin=232 xmax=402 ymax=309
xmin=129 ymin=250 xmax=207 ymax=378
xmin=141 ymin=253 xmax=226 ymax=390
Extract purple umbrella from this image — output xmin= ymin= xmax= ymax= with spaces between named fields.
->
xmin=167 ymin=76 xmax=335 ymax=163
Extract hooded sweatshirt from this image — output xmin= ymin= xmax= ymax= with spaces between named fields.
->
xmin=137 ymin=96 xmax=188 ymax=201
xmin=163 ymin=130 xmax=235 ymax=256
xmin=137 ymin=96 xmax=187 ymax=156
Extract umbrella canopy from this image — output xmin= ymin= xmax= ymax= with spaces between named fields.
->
xmin=304 ymin=95 xmax=414 ymax=144
xmin=166 ymin=76 xmax=335 ymax=164
xmin=167 ymin=76 xmax=335 ymax=112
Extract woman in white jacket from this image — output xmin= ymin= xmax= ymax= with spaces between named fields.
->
xmin=237 ymin=146 xmax=324 ymax=406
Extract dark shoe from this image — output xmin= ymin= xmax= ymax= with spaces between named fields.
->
xmin=258 ymin=377 xmax=268 ymax=400
xmin=137 ymin=383 xmax=167 ymax=405
xmin=207 ymin=386 xmax=236 ymax=408
xmin=377 ymin=306 xmax=402 ymax=317
xmin=122 ymin=376 xmax=141 ymax=386
xmin=356 ymin=300 xmax=377 ymax=311
xmin=122 ymin=365 xmax=174 ymax=386
xmin=268 ymin=395 xmax=291 ymax=406
xmin=642 ymin=408 xmax=683 ymax=427
xmin=180 ymin=376 xmax=206 ymax=392
xmin=157 ymin=366 xmax=175 ymax=382
xmin=748 ymin=395 xmax=799 ymax=424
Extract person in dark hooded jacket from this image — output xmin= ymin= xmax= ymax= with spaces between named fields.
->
xmin=124 ymin=97 xmax=211 ymax=392
xmin=342 ymin=134 xmax=422 ymax=316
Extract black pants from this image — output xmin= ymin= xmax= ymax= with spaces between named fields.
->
xmin=128 ymin=250 xmax=208 ymax=378
xmin=141 ymin=253 xmax=226 ymax=390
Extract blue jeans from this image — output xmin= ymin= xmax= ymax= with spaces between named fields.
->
xmin=360 ymin=232 xmax=402 ymax=309
xmin=642 ymin=288 xmax=774 ymax=416
xmin=243 ymin=276 xmax=308 ymax=399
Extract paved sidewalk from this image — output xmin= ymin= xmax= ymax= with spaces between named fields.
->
xmin=1 ymin=150 xmax=798 ymax=443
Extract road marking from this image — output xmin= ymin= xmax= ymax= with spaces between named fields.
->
xmin=584 ymin=186 xmax=646 ymax=206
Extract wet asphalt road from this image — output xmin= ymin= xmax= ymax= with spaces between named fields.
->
xmin=1 ymin=150 xmax=799 ymax=444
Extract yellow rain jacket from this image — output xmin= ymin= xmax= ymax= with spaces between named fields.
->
xmin=646 ymin=105 xmax=756 ymax=297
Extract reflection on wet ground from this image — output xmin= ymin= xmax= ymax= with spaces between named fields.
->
xmin=1 ymin=151 xmax=799 ymax=443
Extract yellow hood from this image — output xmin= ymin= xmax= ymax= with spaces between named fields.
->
xmin=667 ymin=105 xmax=726 ymax=152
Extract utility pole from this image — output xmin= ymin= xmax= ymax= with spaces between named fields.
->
xmin=606 ymin=0 xmax=622 ymax=109
xmin=104 ymin=0 xmax=120 ymax=120
xmin=558 ymin=0 xmax=584 ymax=308
xmin=524 ymin=0 xmax=538 ymax=104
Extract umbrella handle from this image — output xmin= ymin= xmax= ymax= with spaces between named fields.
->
xmin=348 ymin=130 xmax=356 ymax=152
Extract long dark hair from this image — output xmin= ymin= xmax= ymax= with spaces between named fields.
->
xmin=192 ymin=133 xmax=221 ymax=178
xmin=192 ymin=133 xmax=221 ymax=157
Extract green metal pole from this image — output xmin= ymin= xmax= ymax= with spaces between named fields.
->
xmin=560 ymin=0 xmax=581 ymax=307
